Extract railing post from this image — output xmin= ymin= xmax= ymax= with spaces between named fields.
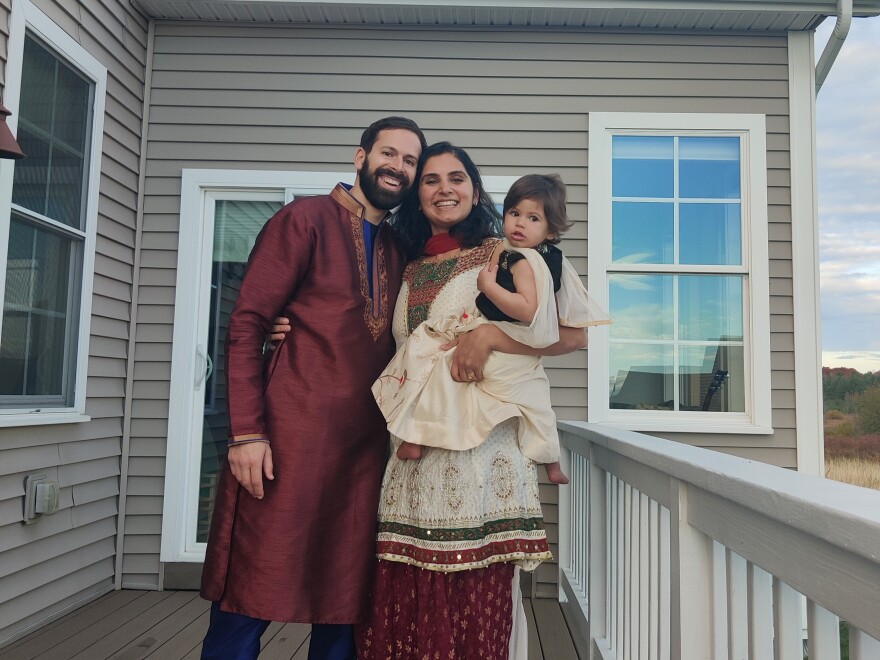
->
xmin=588 ymin=443 xmax=608 ymax=658
xmin=669 ymin=478 xmax=714 ymax=660
xmin=558 ymin=431 xmax=571 ymax=600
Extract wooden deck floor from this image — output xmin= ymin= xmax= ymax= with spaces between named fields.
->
xmin=2 ymin=589 xmax=579 ymax=659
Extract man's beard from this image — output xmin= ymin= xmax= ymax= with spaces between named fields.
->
xmin=358 ymin=155 xmax=411 ymax=210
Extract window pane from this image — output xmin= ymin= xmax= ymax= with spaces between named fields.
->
xmin=679 ymin=137 xmax=740 ymax=199
xmin=612 ymin=136 xmax=673 ymax=198
xmin=609 ymin=343 xmax=674 ymax=410
xmin=12 ymin=35 xmax=92 ymax=229
xmin=17 ymin=37 xmax=56 ymax=133
xmin=679 ymin=203 xmax=742 ymax=265
xmin=0 ymin=217 xmax=77 ymax=400
xmin=609 ymin=274 xmax=674 ymax=340
xmin=679 ymin=345 xmax=745 ymax=412
xmin=678 ymin=275 xmax=744 ymax=341
xmin=612 ymin=202 xmax=673 ymax=264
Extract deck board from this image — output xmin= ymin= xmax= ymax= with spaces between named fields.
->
xmin=4 ymin=591 xmax=578 ymax=659
xmin=531 ymin=598 xmax=580 ymax=659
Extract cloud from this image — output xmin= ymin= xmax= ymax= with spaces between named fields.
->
xmin=816 ymin=18 xmax=880 ymax=351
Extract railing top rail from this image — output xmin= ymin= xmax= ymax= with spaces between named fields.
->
xmin=559 ymin=421 xmax=880 ymax=564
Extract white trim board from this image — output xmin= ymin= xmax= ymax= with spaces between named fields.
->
xmin=787 ymin=31 xmax=824 ymax=476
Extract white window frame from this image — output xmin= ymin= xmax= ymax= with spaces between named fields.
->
xmin=0 ymin=0 xmax=106 ymax=427
xmin=588 ymin=113 xmax=772 ymax=434
xmin=162 ymin=168 xmax=519 ymax=562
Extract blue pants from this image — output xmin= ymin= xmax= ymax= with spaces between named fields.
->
xmin=201 ymin=601 xmax=356 ymax=660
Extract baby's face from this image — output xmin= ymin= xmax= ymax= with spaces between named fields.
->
xmin=503 ymin=198 xmax=555 ymax=249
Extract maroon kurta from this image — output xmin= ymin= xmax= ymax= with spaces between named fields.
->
xmin=200 ymin=184 xmax=404 ymax=624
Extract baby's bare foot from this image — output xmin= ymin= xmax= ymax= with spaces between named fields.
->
xmin=396 ymin=441 xmax=423 ymax=460
xmin=545 ymin=462 xmax=570 ymax=485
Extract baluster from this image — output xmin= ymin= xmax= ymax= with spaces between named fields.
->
xmin=748 ymin=563 xmax=773 ymax=659
xmin=727 ymin=550 xmax=748 ymax=660
xmin=659 ymin=505 xmax=670 ymax=660
xmin=850 ymin=626 xmax=880 ymax=660
xmin=588 ymin=457 xmax=609 ymax=652
xmin=616 ymin=477 xmax=625 ymax=656
xmin=772 ymin=578 xmax=802 ymax=660
xmin=807 ymin=600 xmax=841 ymax=660
xmin=625 ymin=483 xmax=635 ymax=660
xmin=712 ymin=542 xmax=729 ymax=658
xmin=638 ymin=492 xmax=649 ymax=660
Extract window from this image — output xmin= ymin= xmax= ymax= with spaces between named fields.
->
xmin=588 ymin=114 xmax=771 ymax=433
xmin=0 ymin=1 xmax=106 ymax=424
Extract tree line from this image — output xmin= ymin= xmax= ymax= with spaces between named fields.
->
xmin=823 ymin=368 xmax=880 ymax=435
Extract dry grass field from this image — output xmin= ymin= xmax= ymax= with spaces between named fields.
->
xmin=824 ymin=413 xmax=880 ymax=490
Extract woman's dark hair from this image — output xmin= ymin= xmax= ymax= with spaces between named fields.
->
xmin=390 ymin=142 xmax=501 ymax=261
xmin=503 ymin=173 xmax=572 ymax=245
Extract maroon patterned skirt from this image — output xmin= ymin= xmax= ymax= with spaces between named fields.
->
xmin=356 ymin=560 xmax=515 ymax=659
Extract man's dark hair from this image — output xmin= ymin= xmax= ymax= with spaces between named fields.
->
xmin=360 ymin=116 xmax=428 ymax=154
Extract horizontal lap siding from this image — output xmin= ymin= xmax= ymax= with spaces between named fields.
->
xmin=0 ymin=0 xmax=148 ymax=647
xmin=138 ymin=22 xmax=795 ymax=595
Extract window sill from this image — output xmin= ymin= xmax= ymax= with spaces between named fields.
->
xmin=594 ymin=417 xmax=774 ymax=435
xmin=0 ymin=410 xmax=91 ymax=428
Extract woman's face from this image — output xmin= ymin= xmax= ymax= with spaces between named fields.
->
xmin=418 ymin=152 xmax=479 ymax=236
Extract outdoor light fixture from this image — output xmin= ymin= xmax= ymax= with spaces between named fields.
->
xmin=0 ymin=102 xmax=25 ymax=160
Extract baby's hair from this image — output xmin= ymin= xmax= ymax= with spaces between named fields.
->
xmin=503 ymin=174 xmax=572 ymax=244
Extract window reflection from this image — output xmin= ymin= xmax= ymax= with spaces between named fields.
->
xmin=679 ymin=137 xmax=741 ymax=199
xmin=678 ymin=275 xmax=743 ymax=342
xmin=609 ymin=274 xmax=674 ymax=340
xmin=612 ymin=136 xmax=673 ymax=198
xmin=611 ymin=202 xmax=673 ymax=264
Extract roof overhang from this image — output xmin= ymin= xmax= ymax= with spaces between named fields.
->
xmin=133 ymin=0 xmax=880 ymax=30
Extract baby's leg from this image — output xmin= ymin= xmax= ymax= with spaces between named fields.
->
xmin=544 ymin=461 xmax=570 ymax=485
xmin=396 ymin=441 xmax=423 ymax=460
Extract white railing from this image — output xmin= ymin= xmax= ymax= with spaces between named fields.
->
xmin=557 ymin=421 xmax=880 ymax=660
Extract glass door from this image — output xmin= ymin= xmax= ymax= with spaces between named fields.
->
xmin=195 ymin=197 xmax=284 ymax=543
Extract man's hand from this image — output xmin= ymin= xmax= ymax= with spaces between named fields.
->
xmin=442 ymin=324 xmax=499 ymax=382
xmin=266 ymin=317 xmax=291 ymax=350
xmin=228 ymin=442 xmax=274 ymax=499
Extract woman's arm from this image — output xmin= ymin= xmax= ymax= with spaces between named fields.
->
xmin=446 ymin=324 xmax=587 ymax=382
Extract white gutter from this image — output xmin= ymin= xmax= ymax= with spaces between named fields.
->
xmin=815 ymin=0 xmax=853 ymax=93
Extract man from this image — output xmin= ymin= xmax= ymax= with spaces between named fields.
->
xmin=200 ymin=117 xmax=427 ymax=660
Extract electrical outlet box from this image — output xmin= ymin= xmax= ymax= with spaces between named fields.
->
xmin=23 ymin=474 xmax=60 ymax=524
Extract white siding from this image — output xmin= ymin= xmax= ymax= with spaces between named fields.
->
xmin=0 ymin=0 xmax=148 ymax=647
xmin=136 ymin=22 xmax=797 ymax=596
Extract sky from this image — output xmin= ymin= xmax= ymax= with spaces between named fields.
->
xmin=815 ymin=16 xmax=880 ymax=372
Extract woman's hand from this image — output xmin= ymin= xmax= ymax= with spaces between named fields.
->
xmin=443 ymin=324 xmax=503 ymax=382
xmin=266 ymin=316 xmax=291 ymax=350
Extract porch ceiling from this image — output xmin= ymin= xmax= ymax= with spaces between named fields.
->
xmin=133 ymin=0 xmax=880 ymax=30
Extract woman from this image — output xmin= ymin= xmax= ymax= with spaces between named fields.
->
xmin=356 ymin=142 xmax=587 ymax=659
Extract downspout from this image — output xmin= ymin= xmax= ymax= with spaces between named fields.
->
xmin=815 ymin=0 xmax=853 ymax=93
xmin=114 ymin=16 xmax=156 ymax=591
